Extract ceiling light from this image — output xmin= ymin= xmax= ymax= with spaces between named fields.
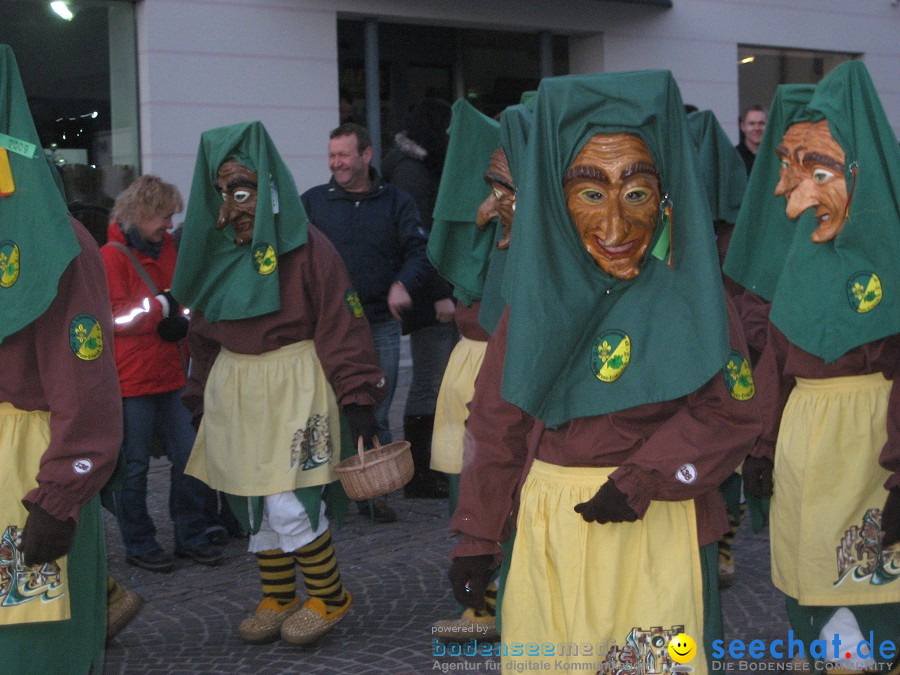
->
xmin=50 ymin=1 xmax=74 ymax=21
xmin=739 ymin=56 xmax=755 ymax=65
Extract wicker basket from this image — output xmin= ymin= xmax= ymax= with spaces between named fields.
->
xmin=334 ymin=438 xmax=414 ymax=501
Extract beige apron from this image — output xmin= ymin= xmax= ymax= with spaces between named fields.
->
xmin=431 ymin=337 xmax=486 ymax=474
xmin=771 ymin=373 xmax=900 ymax=605
xmin=187 ymin=341 xmax=341 ymax=496
xmin=0 ymin=403 xmax=70 ymax=625
xmin=503 ymin=460 xmax=706 ymax=674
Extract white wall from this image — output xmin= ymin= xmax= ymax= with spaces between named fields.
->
xmin=581 ymin=0 xmax=900 ymax=145
xmin=136 ymin=0 xmax=342 ymax=204
xmin=136 ymin=0 xmax=900 ymax=202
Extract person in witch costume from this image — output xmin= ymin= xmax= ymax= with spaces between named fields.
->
xmin=724 ymin=61 xmax=900 ymax=673
xmin=448 ymin=71 xmax=761 ymax=674
xmin=172 ymin=121 xmax=385 ymax=646
xmin=429 ymin=98 xmax=534 ymax=642
xmin=0 ymin=44 xmax=122 ymax=672
xmin=686 ymin=109 xmax=756 ymax=589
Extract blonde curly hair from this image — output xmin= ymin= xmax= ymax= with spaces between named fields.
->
xmin=111 ymin=174 xmax=183 ymax=231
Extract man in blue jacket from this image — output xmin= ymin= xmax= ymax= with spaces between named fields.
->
xmin=302 ymin=123 xmax=430 ymax=523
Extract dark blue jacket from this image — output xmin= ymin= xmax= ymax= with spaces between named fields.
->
xmin=301 ymin=171 xmax=430 ymax=324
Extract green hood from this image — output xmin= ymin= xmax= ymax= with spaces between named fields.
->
xmin=172 ymin=121 xmax=307 ymax=321
xmin=724 ymin=61 xmax=900 ymax=362
xmin=687 ymin=110 xmax=747 ymax=224
xmin=427 ymin=100 xmax=499 ymax=306
xmin=479 ymin=99 xmax=534 ymax=335
xmin=500 ymin=70 xmax=729 ymax=427
xmin=0 ymin=44 xmax=79 ymax=343
xmin=723 ymin=84 xmax=816 ymax=301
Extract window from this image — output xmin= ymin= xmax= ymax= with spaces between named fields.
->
xmin=1 ymin=0 xmax=139 ymax=245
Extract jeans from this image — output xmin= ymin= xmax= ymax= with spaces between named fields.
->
xmin=404 ymin=322 xmax=459 ymax=417
xmin=114 ymin=388 xmax=211 ymax=556
xmin=369 ymin=319 xmax=401 ymax=444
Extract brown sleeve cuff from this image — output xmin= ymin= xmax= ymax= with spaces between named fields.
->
xmin=451 ymin=535 xmax=503 ymax=568
xmin=22 ymin=485 xmax=84 ymax=525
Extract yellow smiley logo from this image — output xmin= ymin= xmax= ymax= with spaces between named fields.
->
xmin=667 ymin=633 xmax=697 ymax=664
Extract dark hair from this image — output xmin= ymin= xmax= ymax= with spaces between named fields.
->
xmin=740 ymin=104 xmax=767 ymax=122
xmin=330 ymin=123 xmax=371 ymax=153
xmin=403 ymin=98 xmax=452 ymax=173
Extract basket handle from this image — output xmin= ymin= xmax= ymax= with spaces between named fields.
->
xmin=355 ymin=435 xmax=382 ymax=469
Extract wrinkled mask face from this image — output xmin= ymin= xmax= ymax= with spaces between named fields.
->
xmin=563 ymin=133 xmax=661 ymax=280
xmin=475 ymin=147 xmax=516 ymax=249
xmin=774 ymin=120 xmax=848 ymax=243
xmin=215 ymin=159 xmax=258 ymax=245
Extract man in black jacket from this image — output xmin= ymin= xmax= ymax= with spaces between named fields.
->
xmin=302 ymin=123 xmax=431 ymax=522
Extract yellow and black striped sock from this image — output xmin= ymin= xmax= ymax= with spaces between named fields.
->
xmin=293 ymin=530 xmax=346 ymax=612
xmin=483 ymin=582 xmax=498 ymax=617
xmin=719 ymin=505 xmax=743 ymax=562
xmin=256 ymin=548 xmax=296 ymax=603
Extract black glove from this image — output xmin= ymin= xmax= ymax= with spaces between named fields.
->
xmin=343 ymin=404 xmax=378 ymax=449
xmin=881 ymin=487 xmax=900 ymax=548
xmin=157 ymin=315 xmax=189 ymax=342
xmin=20 ymin=504 xmax=76 ymax=566
xmin=574 ymin=479 xmax=638 ymax=523
xmin=448 ymin=554 xmax=494 ymax=610
xmin=742 ymin=455 xmax=774 ymax=498
xmin=157 ymin=290 xmax=181 ymax=318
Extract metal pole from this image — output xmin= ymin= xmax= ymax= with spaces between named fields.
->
xmin=539 ymin=30 xmax=553 ymax=79
xmin=364 ymin=18 xmax=382 ymax=168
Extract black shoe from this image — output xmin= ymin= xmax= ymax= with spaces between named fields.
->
xmin=204 ymin=525 xmax=229 ymax=547
xmin=356 ymin=499 xmax=397 ymax=524
xmin=175 ymin=544 xmax=224 ymax=567
xmin=126 ymin=549 xmax=175 ymax=573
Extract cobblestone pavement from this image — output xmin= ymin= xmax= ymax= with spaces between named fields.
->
xmin=103 ymin=339 xmax=792 ymax=674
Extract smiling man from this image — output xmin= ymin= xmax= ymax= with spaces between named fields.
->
xmin=736 ymin=104 xmax=768 ymax=175
xmin=302 ymin=125 xmax=430 ymax=527
xmin=448 ymin=71 xmax=761 ymax=674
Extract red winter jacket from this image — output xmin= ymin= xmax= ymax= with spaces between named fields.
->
xmin=100 ymin=222 xmax=187 ymax=397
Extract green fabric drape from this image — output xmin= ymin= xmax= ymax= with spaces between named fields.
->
xmin=723 ymin=84 xmax=816 ymax=301
xmin=478 ymin=101 xmax=534 ymax=335
xmin=724 ymin=62 xmax=900 ymax=362
xmin=427 ymin=100 xmax=500 ymax=306
xmin=171 ymin=121 xmax=307 ymax=321
xmin=686 ymin=110 xmax=747 ymax=224
xmin=0 ymin=44 xmax=79 ymax=343
xmin=500 ymin=70 xmax=729 ymax=427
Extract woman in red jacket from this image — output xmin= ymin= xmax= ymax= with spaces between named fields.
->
xmin=100 ymin=175 xmax=221 ymax=572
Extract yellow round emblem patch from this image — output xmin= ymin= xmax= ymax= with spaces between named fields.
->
xmin=0 ymin=240 xmax=20 ymax=288
xmin=591 ymin=330 xmax=631 ymax=383
xmin=723 ymin=350 xmax=755 ymax=401
xmin=344 ymin=290 xmax=364 ymax=318
xmin=69 ymin=313 xmax=104 ymax=361
xmin=846 ymin=272 xmax=882 ymax=314
xmin=252 ymin=243 xmax=277 ymax=275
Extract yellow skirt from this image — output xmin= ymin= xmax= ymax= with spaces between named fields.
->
xmin=430 ymin=337 xmax=486 ymax=474
xmin=771 ymin=373 xmax=900 ymax=605
xmin=187 ymin=341 xmax=341 ymax=496
xmin=0 ymin=403 xmax=70 ymax=625
xmin=502 ymin=460 xmax=707 ymax=674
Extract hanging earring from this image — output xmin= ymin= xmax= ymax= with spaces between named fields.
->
xmin=841 ymin=160 xmax=859 ymax=225
xmin=650 ymin=194 xmax=674 ymax=268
